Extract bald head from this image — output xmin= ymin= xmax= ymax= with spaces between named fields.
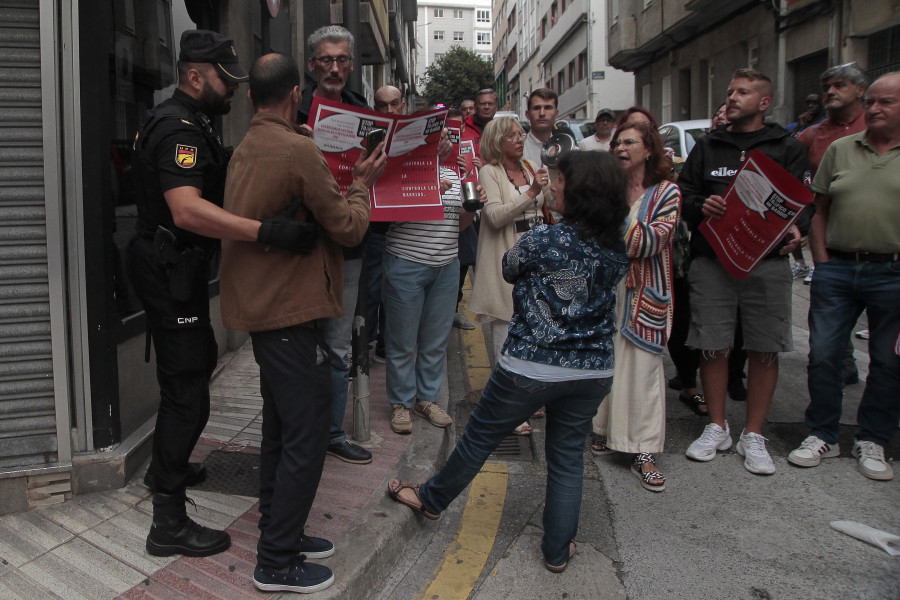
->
xmin=374 ymin=85 xmax=405 ymax=114
xmin=249 ymin=53 xmax=300 ymax=109
xmin=864 ymin=72 xmax=900 ymax=137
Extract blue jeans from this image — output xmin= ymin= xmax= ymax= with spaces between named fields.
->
xmin=418 ymin=365 xmax=611 ymax=567
xmin=382 ymin=253 xmax=459 ymax=408
xmin=323 ymin=258 xmax=362 ymax=444
xmin=806 ymin=258 xmax=900 ymax=446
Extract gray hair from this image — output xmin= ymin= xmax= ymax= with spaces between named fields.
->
xmin=307 ymin=25 xmax=354 ymax=56
xmin=820 ymin=62 xmax=867 ymax=88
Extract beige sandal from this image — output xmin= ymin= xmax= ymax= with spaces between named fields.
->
xmin=387 ymin=479 xmax=440 ymax=519
xmin=545 ymin=541 xmax=577 ymax=573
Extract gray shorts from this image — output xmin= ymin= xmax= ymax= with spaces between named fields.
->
xmin=686 ymin=256 xmax=793 ymax=353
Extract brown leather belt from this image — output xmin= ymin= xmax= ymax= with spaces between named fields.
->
xmin=827 ymin=248 xmax=900 ymax=263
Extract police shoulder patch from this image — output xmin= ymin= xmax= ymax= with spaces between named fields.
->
xmin=176 ymin=144 xmax=197 ymax=168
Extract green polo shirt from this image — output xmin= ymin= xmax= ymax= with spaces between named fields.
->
xmin=811 ymin=131 xmax=900 ymax=253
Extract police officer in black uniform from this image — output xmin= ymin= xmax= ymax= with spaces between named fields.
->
xmin=129 ymin=30 xmax=318 ymax=558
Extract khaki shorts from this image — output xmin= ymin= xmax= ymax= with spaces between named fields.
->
xmin=686 ymin=256 xmax=793 ymax=353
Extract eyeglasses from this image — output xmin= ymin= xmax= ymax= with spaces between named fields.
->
xmin=611 ymin=138 xmax=642 ymax=149
xmin=313 ymin=55 xmax=352 ymax=67
xmin=504 ymin=132 xmax=525 ymax=142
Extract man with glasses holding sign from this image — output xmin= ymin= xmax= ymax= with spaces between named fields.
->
xmin=297 ymin=26 xmax=375 ymax=465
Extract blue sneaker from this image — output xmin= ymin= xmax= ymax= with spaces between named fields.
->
xmin=253 ymin=557 xmax=334 ymax=593
xmin=298 ymin=534 xmax=335 ymax=559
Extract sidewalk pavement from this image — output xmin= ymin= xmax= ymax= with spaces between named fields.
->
xmin=0 ymin=339 xmax=455 ymax=600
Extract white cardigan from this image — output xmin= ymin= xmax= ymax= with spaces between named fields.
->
xmin=469 ymin=159 xmax=548 ymax=321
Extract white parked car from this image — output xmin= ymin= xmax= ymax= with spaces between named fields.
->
xmin=658 ymin=120 xmax=710 ymax=162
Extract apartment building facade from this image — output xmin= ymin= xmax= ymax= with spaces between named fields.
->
xmin=495 ymin=0 xmax=633 ymax=120
xmin=414 ymin=0 xmax=493 ymax=95
xmin=608 ymin=0 xmax=900 ymax=126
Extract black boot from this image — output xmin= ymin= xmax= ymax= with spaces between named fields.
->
xmin=143 ymin=462 xmax=207 ymax=491
xmin=146 ymin=492 xmax=231 ymax=557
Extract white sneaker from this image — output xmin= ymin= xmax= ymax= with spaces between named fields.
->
xmin=686 ymin=422 xmax=732 ymax=461
xmin=852 ymin=440 xmax=894 ymax=481
xmin=791 ymin=262 xmax=809 ymax=279
xmin=803 ymin=266 xmax=814 ymax=285
xmin=788 ymin=435 xmax=840 ymax=467
xmin=736 ymin=430 xmax=776 ymax=475
xmin=854 ymin=328 xmax=869 ymax=340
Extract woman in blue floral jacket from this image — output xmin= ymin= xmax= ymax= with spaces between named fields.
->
xmin=388 ymin=151 xmax=629 ymax=574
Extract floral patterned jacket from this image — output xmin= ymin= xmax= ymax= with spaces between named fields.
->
xmin=501 ymin=223 xmax=629 ymax=370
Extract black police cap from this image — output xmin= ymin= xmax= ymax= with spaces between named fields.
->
xmin=179 ymin=30 xmax=249 ymax=83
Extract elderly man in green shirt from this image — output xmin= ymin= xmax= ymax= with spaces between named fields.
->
xmin=791 ymin=71 xmax=900 ymax=481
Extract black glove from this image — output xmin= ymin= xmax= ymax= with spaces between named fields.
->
xmin=257 ymin=198 xmax=319 ymax=254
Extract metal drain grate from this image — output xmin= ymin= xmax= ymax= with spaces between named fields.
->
xmin=192 ymin=450 xmax=260 ymax=497
xmin=456 ymin=393 xmax=534 ymax=462
xmin=491 ymin=434 xmax=533 ymax=462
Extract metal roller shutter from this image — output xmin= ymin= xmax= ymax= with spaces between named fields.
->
xmin=0 ymin=0 xmax=58 ymax=469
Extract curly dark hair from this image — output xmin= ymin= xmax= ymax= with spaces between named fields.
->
xmin=612 ymin=122 xmax=670 ymax=188
xmin=557 ymin=151 xmax=628 ymax=247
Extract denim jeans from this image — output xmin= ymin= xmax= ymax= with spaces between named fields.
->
xmin=806 ymin=258 xmax=900 ymax=446
xmin=382 ymin=253 xmax=459 ymax=408
xmin=418 ymin=365 xmax=611 ymax=567
xmin=322 ymin=258 xmax=362 ymax=444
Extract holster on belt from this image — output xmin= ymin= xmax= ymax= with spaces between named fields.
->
xmin=153 ymin=225 xmax=206 ymax=303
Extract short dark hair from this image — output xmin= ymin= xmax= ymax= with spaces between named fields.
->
xmin=446 ymin=108 xmax=462 ymax=119
xmin=732 ymin=68 xmax=773 ymax=98
xmin=527 ymin=88 xmax=557 ymax=109
xmin=249 ymin=53 xmax=300 ymax=108
xmin=557 ymin=151 xmax=629 ymax=246
xmin=177 ymin=61 xmax=212 ymax=85
xmin=732 ymin=68 xmax=771 ymax=85
xmin=612 ymin=122 xmax=671 ymax=188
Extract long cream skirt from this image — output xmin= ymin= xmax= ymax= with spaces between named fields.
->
xmin=592 ymin=280 xmax=666 ymax=453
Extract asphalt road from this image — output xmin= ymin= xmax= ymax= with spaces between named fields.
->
xmin=367 ymin=269 xmax=899 ymax=600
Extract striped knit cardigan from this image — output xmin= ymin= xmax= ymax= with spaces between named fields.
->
xmin=620 ymin=180 xmax=682 ymax=354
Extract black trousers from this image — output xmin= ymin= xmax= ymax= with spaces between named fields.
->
xmin=668 ymin=276 xmax=699 ymax=388
xmin=127 ymin=236 xmax=217 ymax=495
xmin=251 ymin=324 xmax=332 ymax=570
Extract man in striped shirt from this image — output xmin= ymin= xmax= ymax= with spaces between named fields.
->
xmin=376 ymin=85 xmax=477 ymax=434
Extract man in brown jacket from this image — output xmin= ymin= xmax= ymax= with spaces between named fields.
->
xmin=221 ymin=53 xmax=385 ymax=594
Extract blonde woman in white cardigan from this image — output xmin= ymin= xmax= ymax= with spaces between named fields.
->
xmin=469 ymin=117 xmax=551 ymax=435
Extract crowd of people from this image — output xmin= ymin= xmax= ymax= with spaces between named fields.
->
xmin=128 ymin=24 xmax=898 ymax=593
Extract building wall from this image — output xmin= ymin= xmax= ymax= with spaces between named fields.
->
xmin=512 ymin=0 xmax=632 ymax=119
xmin=587 ymin=0 xmax=634 ymax=116
xmin=610 ymin=0 xmax=900 ymax=126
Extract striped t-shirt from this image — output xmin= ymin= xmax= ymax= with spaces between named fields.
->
xmin=385 ymin=166 xmax=461 ymax=267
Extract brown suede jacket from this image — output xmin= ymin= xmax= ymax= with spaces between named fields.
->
xmin=221 ymin=112 xmax=370 ymax=332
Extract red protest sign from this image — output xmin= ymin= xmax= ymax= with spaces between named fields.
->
xmin=699 ymin=150 xmax=812 ymax=279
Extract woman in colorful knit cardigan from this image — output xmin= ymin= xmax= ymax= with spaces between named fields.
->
xmin=592 ymin=121 xmax=681 ymax=492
